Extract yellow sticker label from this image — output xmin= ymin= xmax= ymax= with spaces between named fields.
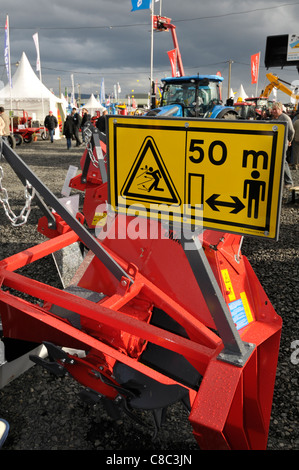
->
xmin=221 ymin=268 xmax=236 ymax=301
xmin=92 ymin=212 xmax=107 ymax=226
xmin=240 ymin=291 xmax=254 ymax=323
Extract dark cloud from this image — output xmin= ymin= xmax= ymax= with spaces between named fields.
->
xmin=1 ymin=0 xmax=299 ymax=101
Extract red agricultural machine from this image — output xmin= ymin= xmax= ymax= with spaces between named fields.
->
xmin=9 ymin=110 xmax=48 ymax=145
xmin=0 ymin=117 xmax=284 ymax=450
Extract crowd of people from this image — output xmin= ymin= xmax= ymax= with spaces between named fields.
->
xmin=230 ymin=100 xmax=299 ymax=187
xmin=1 ymin=99 xmax=298 ymax=190
xmin=270 ymin=102 xmax=298 ymax=188
xmin=60 ymin=107 xmax=108 ymax=150
xmin=43 ymin=100 xmax=299 ymax=189
xmin=43 ymin=107 xmax=108 ymax=150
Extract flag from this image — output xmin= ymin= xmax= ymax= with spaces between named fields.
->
xmin=32 ymin=33 xmax=41 ymax=72
xmin=167 ymin=49 xmax=177 ymax=77
xmin=131 ymin=0 xmax=152 ymax=12
xmin=4 ymin=15 xmax=12 ymax=88
xmin=70 ymin=73 xmax=76 ymax=107
xmin=100 ymin=78 xmax=105 ymax=105
xmin=251 ymin=52 xmax=260 ymax=84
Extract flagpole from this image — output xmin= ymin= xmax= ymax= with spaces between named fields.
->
xmin=33 ymin=33 xmax=45 ymax=130
xmin=255 ymin=51 xmax=261 ymax=96
xmin=39 ymin=54 xmax=45 ymax=131
xmin=7 ymin=16 xmax=12 ymax=108
xmin=6 ymin=15 xmax=13 ymax=132
xmin=38 ymin=44 xmax=45 ymax=127
xmin=150 ymin=0 xmax=154 ymax=108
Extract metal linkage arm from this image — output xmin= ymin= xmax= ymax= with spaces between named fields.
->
xmin=81 ymin=123 xmax=107 ymax=184
xmin=1 ymin=139 xmax=132 ymax=284
xmin=181 ymin=233 xmax=254 ymax=366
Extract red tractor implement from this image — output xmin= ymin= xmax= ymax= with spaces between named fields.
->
xmin=9 ymin=109 xmax=48 ymax=145
xmin=0 ymin=118 xmax=283 ymax=449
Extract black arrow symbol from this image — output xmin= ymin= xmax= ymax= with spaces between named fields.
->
xmin=206 ymin=194 xmax=245 ymax=214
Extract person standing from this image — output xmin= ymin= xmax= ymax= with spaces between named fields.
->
xmin=81 ymin=108 xmax=91 ymax=142
xmin=96 ymin=108 xmax=108 ymax=134
xmin=271 ymin=102 xmax=294 ymax=188
xmin=71 ymin=107 xmax=82 ymax=146
xmin=0 ymin=107 xmax=10 ymax=138
xmin=44 ymin=110 xmax=58 ymax=143
xmin=292 ymin=117 xmax=299 ymax=170
xmin=0 ymin=113 xmax=5 ymax=137
xmin=63 ymin=114 xmax=75 ymax=150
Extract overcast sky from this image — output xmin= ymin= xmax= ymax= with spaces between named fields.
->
xmin=1 ymin=0 xmax=299 ymax=103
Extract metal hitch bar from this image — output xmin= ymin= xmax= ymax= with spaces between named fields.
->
xmin=1 ymin=138 xmax=132 ymax=285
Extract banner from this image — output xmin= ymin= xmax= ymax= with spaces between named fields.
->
xmin=167 ymin=49 xmax=177 ymax=77
xmin=70 ymin=74 xmax=76 ymax=107
xmin=251 ymin=52 xmax=260 ymax=84
xmin=287 ymin=34 xmax=299 ymax=62
xmin=4 ymin=15 xmax=12 ymax=88
xmin=32 ymin=33 xmax=41 ymax=72
xmin=131 ymin=0 xmax=152 ymax=11
xmin=100 ymin=78 xmax=105 ymax=105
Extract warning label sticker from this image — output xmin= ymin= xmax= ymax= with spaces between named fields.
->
xmin=229 ymin=292 xmax=254 ymax=331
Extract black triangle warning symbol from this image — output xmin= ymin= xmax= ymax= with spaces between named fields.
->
xmin=121 ymin=136 xmax=181 ymax=205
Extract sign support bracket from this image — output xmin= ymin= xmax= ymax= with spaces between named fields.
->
xmin=180 ymin=231 xmax=255 ymax=367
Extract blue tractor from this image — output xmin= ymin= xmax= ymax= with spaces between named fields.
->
xmin=147 ymin=74 xmax=238 ymax=119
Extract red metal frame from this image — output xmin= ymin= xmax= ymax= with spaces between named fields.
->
xmin=0 ymin=131 xmax=282 ymax=449
xmin=0 ymin=213 xmax=282 ymax=449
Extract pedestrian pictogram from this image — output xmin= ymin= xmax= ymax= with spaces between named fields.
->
xmin=243 ymin=170 xmax=266 ymax=219
xmin=121 ymin=136 xmax=181 ymax=205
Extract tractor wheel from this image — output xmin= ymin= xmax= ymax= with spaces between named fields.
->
xmin=14 ymin=134 xmax=23 ymax=146
xmin=23 ymin=135 xmax=33 ymax=144
xmin=40 ymin=130 xmax=49 ymax=140
xmin=7 ymin=134 xmax=16 ymax=149
xmin=221 ymin=111 xmax=238 ymax=119
xmin=216 ymin=110 xmax=239 ymax=120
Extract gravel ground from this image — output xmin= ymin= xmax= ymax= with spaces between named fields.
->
xmin=0 ymin=134 xmax=298 ymax=452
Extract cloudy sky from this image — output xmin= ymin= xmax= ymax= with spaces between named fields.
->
xmin=1 ymin=0 xmax=299 ymax=103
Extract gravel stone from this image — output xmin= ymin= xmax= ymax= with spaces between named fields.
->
xmin=0 ymin=136 xmax=298 ymax=451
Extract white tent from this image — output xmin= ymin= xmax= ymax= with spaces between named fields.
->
xmin=0 ymin=52 xmax=65 ymax=137
xmin=60 ymin=93 xmax=69 ymax=112
xmin=235 ymin=84 xmax=248 ymax=102
xmin=228 ymin=88 xmax=235 ymax=100
xmin=81 ymin=93 xmax=106 ymax=116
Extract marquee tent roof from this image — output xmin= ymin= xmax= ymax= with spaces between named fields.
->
xmin=0 ymin=52 xmax=64 ymax=122
xmin=235 ymin=84 xmax=249 ymax=101
xmin=81 ymin=94 xmax=106 ymax=115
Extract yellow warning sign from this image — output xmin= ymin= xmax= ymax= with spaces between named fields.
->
xmin=121 ymin=136 xmax=181 ymax=205
xmin=107 ymin=116 xmax=286 ymax=239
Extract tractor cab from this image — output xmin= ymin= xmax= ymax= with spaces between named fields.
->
xmin=148 ymin=75 xmax=237 ymax=119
